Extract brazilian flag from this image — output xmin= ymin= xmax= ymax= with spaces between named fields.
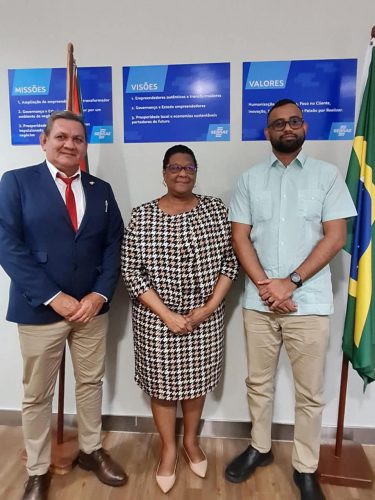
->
xmin=343 ymin=42 xmax=375 ymax=389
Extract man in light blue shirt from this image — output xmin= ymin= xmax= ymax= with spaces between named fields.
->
xmin=225 ymin=99 xmax=356 ymax=500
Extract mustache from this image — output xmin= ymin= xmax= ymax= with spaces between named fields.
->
xmin=281 ymin=132 xmax=297 ymax=138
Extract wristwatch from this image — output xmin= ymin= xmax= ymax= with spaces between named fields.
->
xmin=289 ymin=272 xmax=303 ymax=288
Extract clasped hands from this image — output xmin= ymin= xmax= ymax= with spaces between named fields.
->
xmin=162 ymin=305 xmax=212 ymax=335
xmin=49 ymin=292 xmax=105 ymax=323
xmin=257 ymin=278 xmax=297 ymax=313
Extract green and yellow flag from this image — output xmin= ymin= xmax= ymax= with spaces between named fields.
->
xmin=343 ymin=40 xmax=375 ymax=389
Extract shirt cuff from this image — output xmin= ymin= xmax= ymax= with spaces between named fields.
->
xmin=44 ymin=291 xmax=61 ymax=306
xmin=93 ymin=292 xmax=108 ymax=302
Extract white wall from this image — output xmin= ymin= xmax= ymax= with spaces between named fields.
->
xmin=0 ymin=0 xmax=374 ymax=427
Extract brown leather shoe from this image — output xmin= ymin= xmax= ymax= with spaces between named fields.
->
xmin=77 ymin=448 xmax=128 ymax=487
xmin=22 ymin=472 xmax=51 ymax=500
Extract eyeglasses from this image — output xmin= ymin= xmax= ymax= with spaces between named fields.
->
xmin=268 ymin=117 xmax=304 ymax=131
xmin=165 ymin=164 xmax=197 ymax=175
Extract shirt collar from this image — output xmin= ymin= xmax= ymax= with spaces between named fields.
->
xmin=46 ymin=160 xmax=81 ymax=180
xmin=269 ymin=150 xmax=307 ymax=169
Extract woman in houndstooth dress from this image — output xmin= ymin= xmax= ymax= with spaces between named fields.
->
xmin=121 ymin=145 xmax=238 ymax=491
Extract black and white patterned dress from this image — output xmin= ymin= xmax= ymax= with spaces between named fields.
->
xmin=121 ymin=195 xmax=238 ymax=400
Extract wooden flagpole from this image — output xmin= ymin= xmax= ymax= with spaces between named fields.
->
xmin=66 ymin=43 xmax=74 ymax=111
xmin=316 ymin=27 xmax=375 ymax=488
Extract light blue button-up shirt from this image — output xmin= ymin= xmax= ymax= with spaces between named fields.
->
xmin=229 ymin=152 xmax=357 ymax=315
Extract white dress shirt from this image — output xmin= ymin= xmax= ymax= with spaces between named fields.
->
xmin=46 ymin=160 xmax=85 ymax=228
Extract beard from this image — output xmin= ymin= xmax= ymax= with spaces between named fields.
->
xmin=270 ymin=132 xmax=305 ymax=154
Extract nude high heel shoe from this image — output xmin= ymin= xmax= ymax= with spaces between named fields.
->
xmin=183 ymin=446 xmax=207 ymax=478
xmin=156 ymin=457 xmax=178 ymax=494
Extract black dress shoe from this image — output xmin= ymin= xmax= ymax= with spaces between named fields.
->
xmin=293 ymin=470 xmax=326 ymax=500
xmin=23 ymin=471 xmax=51 ymax=500
xmin=77 ymin=448 xmax=128 ymax=487
xmin=225 ymin=445 xmax=273 ymax=483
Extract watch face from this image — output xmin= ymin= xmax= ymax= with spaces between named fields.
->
xmin=290 ymin=272 xmax=302 ymax=286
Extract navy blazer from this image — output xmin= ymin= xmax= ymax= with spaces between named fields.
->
xmin=0 ymin=161 xmax=124 ymax=324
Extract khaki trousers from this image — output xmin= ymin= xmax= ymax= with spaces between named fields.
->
xmin=18 ymin=313 xmax=108 ymax=475
xmin=243 ymin=309 xmax=329 ymax=473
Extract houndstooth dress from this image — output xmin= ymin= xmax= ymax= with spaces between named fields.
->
xmin=121 ymin=195 xmax=238 ymax=400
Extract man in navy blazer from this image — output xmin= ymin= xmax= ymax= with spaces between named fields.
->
xmin=0 ymin=111 xmax=127 ymax=500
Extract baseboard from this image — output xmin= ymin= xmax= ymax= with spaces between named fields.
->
xmin=1 ymin=410 xmax=374 ymax=444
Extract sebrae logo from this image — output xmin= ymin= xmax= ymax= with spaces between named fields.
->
xmin=329 ymin=122 xmax=353 ymax=140
xmin=333 ymin=124 xmax=352 ymax=136
xmin=207 ymin=124 xmax=230 ymax=141
xmin=90 ymin=126 xmax=113 ymax=143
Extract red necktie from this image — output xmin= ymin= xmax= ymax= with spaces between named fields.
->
xmin=57 ymin=173 xmax=79 ymax=232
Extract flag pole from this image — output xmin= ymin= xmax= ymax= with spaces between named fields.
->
xmin=317 ymin=27 xmax=375 ymax=488
xmin=55 ymin=43 xmax=75 ymax=447
xmin=333 ymin=356 xmax=349 ymax=457
xmin=66 ymin=43 xmax=74 ymax=111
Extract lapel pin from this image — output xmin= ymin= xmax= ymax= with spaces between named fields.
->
xmin=89 ymin=181 xmax=95 ymax=185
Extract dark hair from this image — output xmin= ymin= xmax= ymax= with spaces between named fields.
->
xmin=162 ymin=144 xmax=198 ymax=169
xmin=43 ymin=110 xmax=87 ymax=141
xmin=267 ymin=99 xmax=302 ymax=123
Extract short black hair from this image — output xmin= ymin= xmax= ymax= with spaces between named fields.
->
xmin=267 ymin=99 xmax=302 ymax=123
xmin=163 ymin=144 xmax=198 ymax=169
xmin=43 ymin=110 xmax=87 ymax=141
